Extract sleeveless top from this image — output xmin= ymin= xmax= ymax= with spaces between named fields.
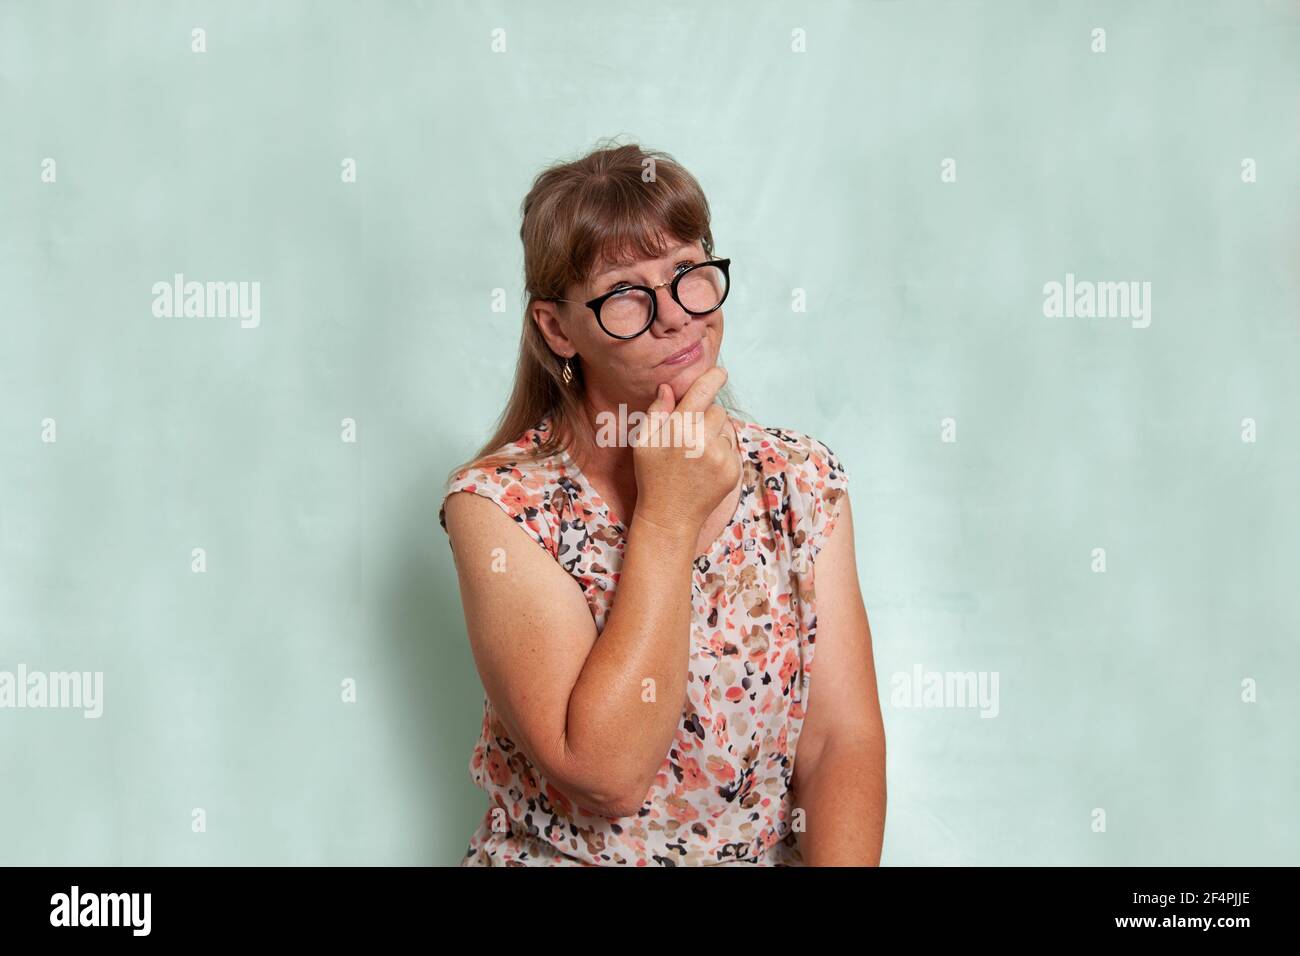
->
xmin=438 ymin=413 xmax=849 ymax=866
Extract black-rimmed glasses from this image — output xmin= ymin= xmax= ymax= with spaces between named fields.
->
xmin=545 ymin=258 xmax=732 ymax=340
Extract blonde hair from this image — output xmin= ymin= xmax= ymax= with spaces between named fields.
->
xmin=447 ymin=137 xmax=745 ymax=482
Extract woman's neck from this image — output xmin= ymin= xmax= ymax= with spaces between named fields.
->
xmin=571 ymin=393 xmax=643 ymax=504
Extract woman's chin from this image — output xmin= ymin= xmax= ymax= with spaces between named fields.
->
xmin=662 ymin=367 xmax=703 ymax=404
xmin=662 ymin=350 xmax=717 ymax=401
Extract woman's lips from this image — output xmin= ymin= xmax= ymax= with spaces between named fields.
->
xmin=659 ymin=339 xmax=704 ymax=367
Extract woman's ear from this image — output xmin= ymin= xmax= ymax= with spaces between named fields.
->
xmin=531 ymin=300 xmax=576 ymax=358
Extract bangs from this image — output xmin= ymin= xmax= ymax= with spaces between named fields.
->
xmin=563 ymin=174 xmax=712 ymax=291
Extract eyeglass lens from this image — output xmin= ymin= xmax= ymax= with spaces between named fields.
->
xmin=599 ymin=264 xmax=728 ymax=337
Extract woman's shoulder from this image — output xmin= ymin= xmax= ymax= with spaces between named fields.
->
xmin=445 ymin=417 xmax=568 ymax=489
xmin=735 ymin=418 xmax=849 ymax=484
xmin=438 ymin=416 xmax=575 ymax=556
xmin=734 ymin=417 xmax=850 ymax=559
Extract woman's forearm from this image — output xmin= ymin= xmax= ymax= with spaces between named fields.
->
xmin=561 ymin=512 xmax=698 ymax=815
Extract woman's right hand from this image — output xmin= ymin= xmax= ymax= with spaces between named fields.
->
xmin=630 ymin=366 xmax=740 ymax=538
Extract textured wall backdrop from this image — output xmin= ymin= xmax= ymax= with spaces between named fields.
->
xmin=1 ymin=0 xmax=1297 ymax=866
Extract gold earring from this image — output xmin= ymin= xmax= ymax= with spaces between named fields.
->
xmin=561 ymin=357 xmax=574 ymax=385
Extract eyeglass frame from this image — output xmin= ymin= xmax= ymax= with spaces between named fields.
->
xmin=542 ymin=257 xmax=732 ymax=340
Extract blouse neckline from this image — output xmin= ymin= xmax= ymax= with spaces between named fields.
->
xmin=554 ymin=414 xmax=752 ymax=567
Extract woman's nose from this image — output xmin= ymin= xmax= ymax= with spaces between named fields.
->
xmin=651 ymin=285 xmax=691 ymax=331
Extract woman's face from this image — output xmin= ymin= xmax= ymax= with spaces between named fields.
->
xmin=534 ymin=236 xmax=724 ymax=408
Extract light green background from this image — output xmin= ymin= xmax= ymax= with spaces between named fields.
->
xmin=2 ymin=0 xmax=1297 ymax=865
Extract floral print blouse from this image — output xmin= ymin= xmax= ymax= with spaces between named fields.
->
xmin=438 ymin=413 xmax=849 ymax=866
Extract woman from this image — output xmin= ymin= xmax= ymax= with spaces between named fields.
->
xmin=439 ymin=142 xmax=886 ymax=866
